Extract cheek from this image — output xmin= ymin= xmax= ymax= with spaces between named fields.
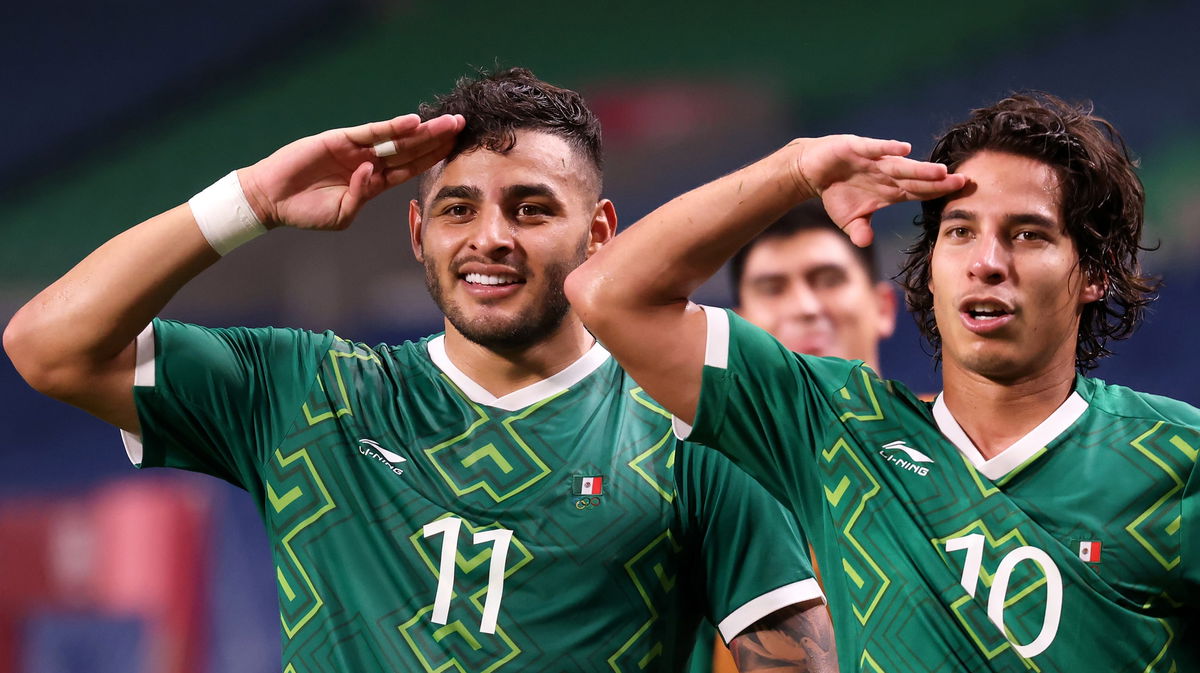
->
xmin=739 ymin=300 xmax=778 ymax=329
xmin=927 ymin=246 xmax=955 ymax=295
xmin=825 ymin=289 xmax=863 ymax=320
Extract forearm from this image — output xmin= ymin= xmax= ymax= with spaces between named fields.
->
xmin=728 ymin=601 xmax=838 ymax=673
xmin=4 ymin=203 xmax=219 ymax=395
xmin=570 ymin=143 xmax=809 ymax=317
xmin=565 ymin=142 xmax=811 ymax=420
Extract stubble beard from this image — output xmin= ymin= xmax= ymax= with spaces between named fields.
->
xmin=424 ymin=241 xmax=587 ymax=351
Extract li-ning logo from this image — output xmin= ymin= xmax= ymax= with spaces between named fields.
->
xmin=878 ymin=440 xmax=934 ymax=477
xmin=358 ymin=438 xmax=407 ymax=476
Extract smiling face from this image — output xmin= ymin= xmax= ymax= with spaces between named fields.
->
xmin=409 ymin=130 xmax=613 ymax=351
xmin=737 ymin=228 xmax=895 ymax=369
xmin=930 ymin=151 xmax=1103 ymax=383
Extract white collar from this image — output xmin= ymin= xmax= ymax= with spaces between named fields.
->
xmin=932 ymin=391 xmax=1089 ymax=481
xmin=426 ymin=335 xmax=610 ymax=411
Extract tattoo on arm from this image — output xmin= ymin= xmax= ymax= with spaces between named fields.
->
xmin=728 ymin=600 xmax=838 ymax=673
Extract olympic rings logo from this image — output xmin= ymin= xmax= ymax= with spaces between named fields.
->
xmin=574 ymin=496 xmax=602 ymax=510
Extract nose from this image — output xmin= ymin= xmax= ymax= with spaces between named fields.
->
xmin=968 ymin=232 xmax=1010 ymax=284
xmin=782 ymin=281 xmax=822 ymax=320
xmin=467 ymin=206 xmax=515 ymax=258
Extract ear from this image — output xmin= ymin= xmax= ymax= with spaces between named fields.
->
xmin=1079 ymin=274 xmax=1105 ymax=305
xmin=874 ymin=281 xmax=898 ymax=339
xmin=585 ymin=199 xmax=618 ymax=257
xmin=408 ymin=199 xmax=425 ymax=262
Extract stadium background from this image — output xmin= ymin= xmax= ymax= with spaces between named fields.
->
xmin=1 ymin=2 xmax=1196 ymax=671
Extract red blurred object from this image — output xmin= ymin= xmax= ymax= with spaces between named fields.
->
xmin=0 ymin=478 xmax=212 ymax=673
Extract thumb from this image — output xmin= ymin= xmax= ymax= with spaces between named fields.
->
xmin=338 ymin=161 xmax=375 ymax=229
xmin=843 ymin=217 xmax=875 ymax=247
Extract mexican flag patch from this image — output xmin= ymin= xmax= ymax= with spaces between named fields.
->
xmin=573 ymin=475 xmax=604 ymax=496
xmin=1078 ymin=540 xmax=1102 ymax=564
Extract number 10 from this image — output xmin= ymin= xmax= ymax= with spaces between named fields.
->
xmin=945 ymin=534 xmax=1063 ymax=658
xmin=423 ymin=517 xmax=514 ymax=635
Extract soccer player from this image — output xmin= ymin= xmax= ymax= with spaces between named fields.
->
xmin=4 ymin=69 xmax=833 ymax=672
xmin=568 ymin=93 xmax=1200 ymax=671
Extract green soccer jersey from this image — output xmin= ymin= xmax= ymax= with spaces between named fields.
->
xmin=679 ymin=306 xmax=1200 ymax=672
xmin=120 ymin=319 xmax=820 ymax=673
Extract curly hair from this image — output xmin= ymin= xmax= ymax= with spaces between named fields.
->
xmin=898 ymin=92 xmax=1158 ymax=371
xmin=417 ymin=67 xmax=603 ymax=204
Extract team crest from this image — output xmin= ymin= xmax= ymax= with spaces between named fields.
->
xmin=571 ymin=475 xmax=605 ymax=510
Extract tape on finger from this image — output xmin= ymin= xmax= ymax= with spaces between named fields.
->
xmin=373 ymin=140 xmax=398 ymax=158
xmin=188 ymin=171 xmax=267 ymax=256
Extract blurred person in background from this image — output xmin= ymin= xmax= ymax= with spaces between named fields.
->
xmin=4 ymin=68 xmax=834 ymax=673
xmin=569 ymin=92 xmax=1200 ymax=671
xmin=731 ymin=201 xmax=895 ymax=372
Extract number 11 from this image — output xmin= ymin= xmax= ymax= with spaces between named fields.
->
xmin=423 ymin=517 xmax=514 ymax=635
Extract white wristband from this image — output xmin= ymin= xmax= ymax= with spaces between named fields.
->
xmin=187 ymin=170 xmax=267 ymax=255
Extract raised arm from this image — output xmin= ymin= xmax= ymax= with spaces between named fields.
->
xmin=565 ymin=135 xmax=964 ymax=423
xmin=3 ymin=113 xmax=463 ymax=431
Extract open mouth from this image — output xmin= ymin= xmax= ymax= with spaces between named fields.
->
xmin=964 ymin=303 xmax=1011 ymax=321
xmin=463 ymin=272 xmax=524 ymax=287
xmin=959 ymin=299 xmax=1015 ymax=332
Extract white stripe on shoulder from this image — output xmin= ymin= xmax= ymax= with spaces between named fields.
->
xmin=717 ymin=578 xmax=825 ymax=643
xmin=671 ymin=415 xmax=693 ymax=440
xmin=120 ymin=429 xmax=144 ymax=467
xmin=699 ymin=304 xmax=729 ymax=369
xmin=120 ymin=322 xmax=156 ymax=466
xmin=133 ymin=322 xmax=156 ymax=387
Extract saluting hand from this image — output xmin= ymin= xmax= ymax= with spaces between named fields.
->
xmin=236 ymin=113 xmax=465 ymax=231
xmin=789 ymin=135 xmax=967 ymax=246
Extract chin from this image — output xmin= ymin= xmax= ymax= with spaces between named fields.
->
xmin=784 ymin=342 xmax=829 ymax=357
xmin=955 ymin=350 xmax=1028 ymax=383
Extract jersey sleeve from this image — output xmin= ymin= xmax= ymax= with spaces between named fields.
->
xmin=677 ymin=442 xmax=823 ymax=643
xmin=1180 ymin=444 xmax=1200 ymax=597
xmin=673 ymin=305 xmax=856 ymax=507
xmin=121 ymin=318 xmax=335 ymax=490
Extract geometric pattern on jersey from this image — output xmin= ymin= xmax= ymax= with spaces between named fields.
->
xmin=685 ymin=307 xmax=1200 ymax=673
xmin=422 ymin=387 xmax=554 ymax=503
xmin=126 ymin=320 xmax=819 ymax=673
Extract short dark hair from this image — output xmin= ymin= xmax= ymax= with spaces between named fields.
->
xmin=730 ymin=201 xmax=879 ymax=304
xmin=417 ymin=67 xmax=603 ymax=204
xmin=898 ymin=92 xmax=1158 ymax=371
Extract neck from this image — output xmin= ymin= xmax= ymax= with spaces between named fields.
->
xmin=442 ymin=314 xmax=596 ymax=398
xmin=940 ymin=358 xmax=1077 ymax=460
xmin=863 ymin=349 xmax=881 ymax=375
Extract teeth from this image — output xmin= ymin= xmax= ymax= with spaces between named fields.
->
xmin=464 ymin=273 xmax=519 ymax=286
xmin=968 ymin=302 xmax=1008 ymax=317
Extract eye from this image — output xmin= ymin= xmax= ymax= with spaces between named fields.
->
xmin=442 ymin=204 xmax=473 ymax=219
xmin=750 ymin=278 xmax=786 ymax=297
xmin=516 ymin=203 xmax=548 ymax=218
xmin=943 ymin=226 xmax=970 ymax=239
xmin=1014 ymin=230 xmax=1045 ymax=242
xmin=810 ymin=267 xmax=847 ymax=290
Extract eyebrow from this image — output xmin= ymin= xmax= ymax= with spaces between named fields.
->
xmin=745 ymin=271 xmax=787 ymax=285
xmin=503 ymin=183 xmax=558 ymax=201
xmin=745 ymin=262 xmax=849 ymax=284
xmin=941 ymin=208 xmax=1059 ymax=229
xmin=432 ymin=185 xmax=483 ymax=203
